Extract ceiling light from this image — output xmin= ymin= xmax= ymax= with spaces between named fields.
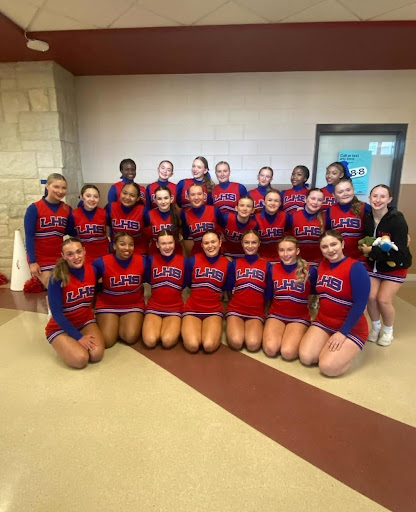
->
xmin=26 ymin=38 xmax=49 ymax=52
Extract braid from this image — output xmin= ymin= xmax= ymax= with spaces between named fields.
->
xmin=294 ymin=255 xmax=309 ymax=283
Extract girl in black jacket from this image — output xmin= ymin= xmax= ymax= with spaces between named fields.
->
xmin=361 ymin=185 xmax=412 ymax=346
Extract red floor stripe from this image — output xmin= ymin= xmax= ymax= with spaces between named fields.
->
xmin=133 ymin=342 xmax=416 ymax=512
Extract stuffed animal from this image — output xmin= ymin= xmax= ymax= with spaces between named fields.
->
xmin=358 ymin=235 xmax=398 ymax=268
xmin=373 ymin=235 xmax=398 ymax=252
xmin=358 ymin=236 xmax=376 ymax=251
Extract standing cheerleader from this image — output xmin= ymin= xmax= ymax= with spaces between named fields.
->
xmin=226 ymin=230 xmax=272 ymax=351
xmin=212 ymin=161 xmax=247 ymax=213
xmin=142 ymin=231 xmax=186 ymax=349
xmin=24 ymin=173 xmax=74 ymax=290
xmin=263 ymin=236 xmax=316 ymax=360
xmin=182 ymin=231 xmax=233 ymax=353
xmin=107 ymin=158 xmax=146 ymax=204
xmin=72 ymin=184 xmax=109 ymax=264
xmin=106 ymin=182 xmax=148 ymax=255
xmin=222 ymin=195 xmax=258 ymax=259
xmin=256 ymin=189 xmax=289 ymax=263
xmin=361 ymin=185 xmax=412 ymax=346
xmin=321 ymin=161 xmax=347 ymax=211
xmin=92 ymin=232 xmax=146 ymax=348
xmin=176 ymin=156 xmax=214 ymax=210
xmin=180 ymin=183 xmax=225 ymax=256
xmin=46 ymin=238 xmax=104 ymax=368
xmin=281 ymin=165 xmax=310 ymax=213
xmin=249 ymin=166 xmax=274 ymax=213
xmin=144 ymin=185 xmax=182 ymax=254
xmin=286 ymin=188 xmax=325 ymax=266
xmin=299 ymin=230 xmax=370 ymax=377
xmin=326 ymin=178 xmax=370 ymax=260
xmin=146 ymin=160 xmax=177 ymax=209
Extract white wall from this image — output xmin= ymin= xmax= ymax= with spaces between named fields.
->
xmin=75 ymin=70 xmax=416 ymax=186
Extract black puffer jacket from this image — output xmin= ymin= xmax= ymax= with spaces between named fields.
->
xmin=363 ymin=208 xmax=412 ymax=272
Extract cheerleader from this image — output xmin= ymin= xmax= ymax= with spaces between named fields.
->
xmin=361 ymin=185 xmax=412 ymax=346
xmin=281 ymin=165 xmax=310 ymax=213
xmin=45 ymin=238 xmax=104 ymax=369
xmin=286 ymin=188 xmax=325 ymax=265
xmin=225 ymin=230 xmax=272 ymax=351
xmin=72 ymin=184 xmax=109 ymax=264
xmin=249 ymin=166 xmax=274 ymax=213
xmin=107 ymin=158 xmax=146 ymax=204
xmin=182 ymin=230 xmax=233 ymax=353
xmin=146 ymin=160 xmax=177 ymax=209
xmin=256 ymin=189 xmax=289 ymax=263
xmin=263 ymin=236 xmax=316 ymax=360
xmin=106 ymin=182 xmax=148 ymax=255
xmin=299 ymin=230 xmax=370 ymax=377
xmin=144 ymin=185 xmax=182 ymax=254
xmin=326 ymin=178 xmax=370 ymax=260
xmin=142 ymin=231 xmax=186 ymax=348
xmin=24 ymin=173 xmax=74 ymax=290
xmin=176 ymin=156 xmax=214 ymax=210
xmin=222 ymin=195 xmax=258 ymax=258
xmin=92 ymin=232 xmax=145 ymax=348
xmin=180 ymin=183 xmax=225 ymax=256
xmin=321 ymin=161 xmax=347 ymax=211
xmin=212 ymin=161 xmax=247 ymax=213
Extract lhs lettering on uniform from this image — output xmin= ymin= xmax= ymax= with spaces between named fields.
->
xmin=225 ymin=230 xmax=242 ymax=241
xmin=153 ymin=266 xmax=182 ymax=279
xmin=214 ymin=193 xmax=236 ymax=202
xmin=259 ymin=227 xmax=284 ymax=237
xmin=195 ymin=267 xmax=224 ymax=281
xmin=274 ymin=279 xmax=305 ymax=292
xmin=40 ymin=216 xmax=67 ymax=228
xmin=322 ymin=197 xmax=335 ymax=206
xmin=152 ymin=224 xmax=172 ymax=235
xmin=331 ymin=218 xmax=361 ymax=230
xmin=112 ymin=219 xmax=140 ymax=230
xmin=284 ymin=194 xmax=305 ymax=204
xmin=294 ymin=226 xmax=321 ymax=237
xmin=190 ymin=222 xmax=214 ymax=234
xmin=236 ymin=268 xmax=265 ymax=281
xmin=317 ymin=274 xmax=342 ymax=292
xmin=66 ymin=285 xmax=95 ymax=302
xmin=76 ymin=224 xmax=105 ymax=235
xmin=110 ymin=275 xmax=140 ymax=287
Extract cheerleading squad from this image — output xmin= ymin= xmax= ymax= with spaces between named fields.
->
xmin=24 ymin=157 xmax=412 ymax=375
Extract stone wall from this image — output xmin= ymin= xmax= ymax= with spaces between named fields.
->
xmin=0 ymin=61 xmax=83 ymax=278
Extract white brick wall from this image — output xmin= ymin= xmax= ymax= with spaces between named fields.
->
xmin=75 ymin=70 xmax=416 ymax=187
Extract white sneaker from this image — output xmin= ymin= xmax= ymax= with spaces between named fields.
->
xmin=367 ymin=328 xmax=380 ymax=343
xmin=377 ymin=330 xmax=393 ymax=347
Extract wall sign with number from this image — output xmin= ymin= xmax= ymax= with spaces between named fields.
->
xmin=338 ymin=150 xmax=372 ymax=195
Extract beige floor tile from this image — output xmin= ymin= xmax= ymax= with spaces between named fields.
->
xmin=0 ymin=308 xmax=22 ymax=327
xmin=237 ymin=296 xmax=416 ymax=427
xmin=0 ymin=312 xmax=387 ymax=512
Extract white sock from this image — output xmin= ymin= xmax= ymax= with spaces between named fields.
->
xmin=383 ymin=325 xmax=393 ymax=334
xmin=372 ymin=320 xmax=382 ymax=331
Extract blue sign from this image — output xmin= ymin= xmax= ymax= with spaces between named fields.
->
xmin=338 ymin=150 xmax=372 ymax=195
